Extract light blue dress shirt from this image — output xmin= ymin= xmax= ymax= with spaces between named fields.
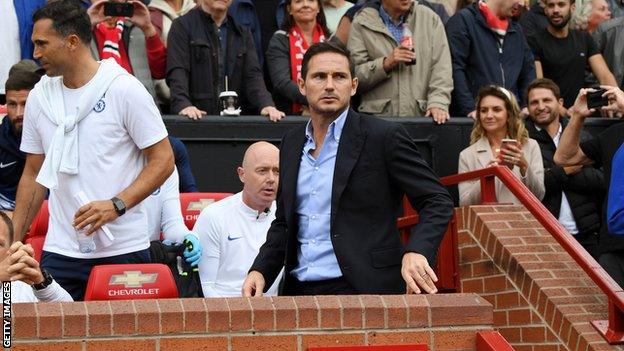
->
xmin=291 ymin=109 xmax=348 ymax=281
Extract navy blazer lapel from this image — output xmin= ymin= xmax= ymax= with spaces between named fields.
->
xmin=282 ymin=126 xmax=307 ymax=223
xmin=330 ymin=109 xmax=366 ymax=228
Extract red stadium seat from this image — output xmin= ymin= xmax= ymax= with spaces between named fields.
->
xmin=25 ymin=200 xmax=49 ymax=240
xmin=179 ymin=192 xmax=233 ymax=229
xmin=84 ymin=263 xmax=178 ymax=301
xmin=24 ymin=236 xmax=45 ymax=262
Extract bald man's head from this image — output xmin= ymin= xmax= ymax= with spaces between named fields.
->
xmin=238 ymin=142 xmax=280 ymax=212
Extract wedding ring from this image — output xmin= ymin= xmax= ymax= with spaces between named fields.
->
xmin=421 ymin=273 xmax=428 ymax=278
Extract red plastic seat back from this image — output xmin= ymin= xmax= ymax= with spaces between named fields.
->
xmin=24 ymin=236 xmax=45 ymax=262
xmin=84 ymin=263 xmax=178 ymax=301
xmin=25 ymin=200 xmax=49 ymax=240
xmin=179 ymin=192 xmax=233 ymax=229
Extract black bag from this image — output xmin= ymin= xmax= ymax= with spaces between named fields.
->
xmin=149 ymin=240 xmax=203 ymax=298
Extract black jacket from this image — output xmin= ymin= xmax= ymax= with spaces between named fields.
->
xmin=250 ymin=110 xmax=454 ymax=294
xmin=526 ymin=118 xmax=604 ymax=235
xmin=265 ymin=30 xmax=308 ymax=115
xmin=0 ymin=118 xmax=25 ymax=210
xmin=166 ymin=8 xmax=274 ymax=115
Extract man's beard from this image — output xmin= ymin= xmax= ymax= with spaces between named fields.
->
xmin=548 ymin=13 xmax=571 ymax=29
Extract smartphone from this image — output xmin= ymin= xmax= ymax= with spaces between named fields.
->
xmin=587 ymin=88 xmax=609 ymax=110
xmin=499 ymin=138 xmax=518 ymax=168
xmin=104 ymin=2 xmax=134 ymax=17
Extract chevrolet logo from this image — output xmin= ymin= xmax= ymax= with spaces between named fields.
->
xmin=109 ymin=271 xmax=158 ymax=288
xmin=186 ymin=199 xmax=216 ymax=212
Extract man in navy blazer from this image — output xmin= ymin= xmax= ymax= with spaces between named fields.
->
xmin=242 ymin=42 xmax=454 ymax=296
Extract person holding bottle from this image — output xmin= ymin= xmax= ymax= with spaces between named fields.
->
xmin=347 ymin=0 xmax=453 ymax=123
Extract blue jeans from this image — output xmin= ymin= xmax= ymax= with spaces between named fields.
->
xmin=41 ymin=249 xmax=151 ymax=301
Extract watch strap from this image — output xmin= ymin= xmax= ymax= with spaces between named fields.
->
xmin=111 ymin=197 xmax=126 ymax=216
xmin=33 ymin=269 xmax=53 ymax=291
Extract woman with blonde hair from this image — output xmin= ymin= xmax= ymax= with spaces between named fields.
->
xmin=458 ymin=85 xmax=545 ymax=206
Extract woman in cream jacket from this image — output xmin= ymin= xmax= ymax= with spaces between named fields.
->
xmin=459 ymin=85 xmax=545 ymax=206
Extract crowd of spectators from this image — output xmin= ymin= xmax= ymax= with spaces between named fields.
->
xmin=0 ymin=0 xmax=624 ymax=301
xmin=2 ymin=0 xmax=623 ymax=120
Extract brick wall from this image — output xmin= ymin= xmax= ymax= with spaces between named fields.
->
xmin=457 ymin=204 xmax=624 ymax=351
xmin=11 ymin=293 xmax=492 ymax=351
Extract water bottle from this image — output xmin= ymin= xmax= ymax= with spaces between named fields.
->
xmin=401 ymin=25 xmax=416 ymax=65
xmin=76 ymin=227 xmax=96 ymax=253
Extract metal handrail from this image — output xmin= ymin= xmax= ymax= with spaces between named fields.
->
xmin=442 ymin=166 xmax=624 ymax=344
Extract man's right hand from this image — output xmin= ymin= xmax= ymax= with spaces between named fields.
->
xmin=242 ymin=270 xmax=265 ymax=297
xmin=87 ymin=0 xmax=108 ymax=27
xmin=383 ymin=47 xmax=416 ymax=72
xmin=568 ymin=88 xmax=595 ymax=119
xmin=467 ymin=110 xmax=477 ymax=120
xmin=179 ymin=106 xmax=207 ymax=120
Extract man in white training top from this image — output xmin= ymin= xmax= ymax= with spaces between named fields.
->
xmin=194 ymin=141 xmax=283 ymax=296
xmin=12 ymin=1 xmax=174 ymax=301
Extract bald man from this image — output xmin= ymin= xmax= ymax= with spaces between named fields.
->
xmin=193 ymin=142 xmax=283 ymax=296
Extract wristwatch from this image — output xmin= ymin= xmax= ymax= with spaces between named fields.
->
xmin=111 ymin=197 xmax=126 ymax=216
xmin=33 ymin=269 xmax=53 ymax=291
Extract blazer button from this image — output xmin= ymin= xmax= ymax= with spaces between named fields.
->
xmin=342 ymin=265 xmax=351 ymax=271
xmin=332 ymin=233 xmax=340 ymax=238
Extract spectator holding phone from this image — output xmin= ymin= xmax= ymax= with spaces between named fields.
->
xmin=555 ymin=85 xmax=624 ymax=287
xmin=458 ymin=85 xmax=545 ymax=205
xmin=87 ymin=0 xmax=167 ymax=99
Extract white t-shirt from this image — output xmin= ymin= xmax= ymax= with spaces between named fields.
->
xmin=0 ymin=1 xmax=21 ymax=95
xmin=144 ymin=167 xmax=192 ymax=242
xmin=20 ymin=70 xmax=168 ymax=258
xmin=7 ymin=280 xmax=73 ymax=303
xmin=194 ymin=192 xmax=282 ymax=297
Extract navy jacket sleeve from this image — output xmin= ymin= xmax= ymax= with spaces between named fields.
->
xmin=446 ymin=12 xmax=477 ymax=116
xmin=169 ymin=137 xmax=198 ymax=193
xmin=166 ymin=19 xmax=193 ymax=114
xmin=516 ymin=27 xmax=536 ymax=107
xmin=385 ymin=124 xmax=454 ymax=264
xmin=241 ymin=27 xmax=275 ymax=110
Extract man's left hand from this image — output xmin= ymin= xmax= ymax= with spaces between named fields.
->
xmin=73 ymin=200 xmax=119 ymax=236
xmin=183 ymin=234 xmax=202 ymax=267
xmin=260 ymin=106 xmax=285 ymax=122
xmin=401 ymin=252 xmax=438 ymax=294
xmin=425 ymin=107 xmax=449 ymax=124
xmin=128 ymin=0 xmax=157 ymax=37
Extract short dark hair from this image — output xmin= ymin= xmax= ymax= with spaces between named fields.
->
xmin=526 ymin=78 xmax=562 ymax=101
xmin=300 ymin=41 xmax=355 ymax=81
xmin=5 ymin=70 xmax=42 ymax=92
xmin=0 ymin=211 xmax=14 ymax=245
xmin=32 ymin=0 xmax=92 ymax=44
